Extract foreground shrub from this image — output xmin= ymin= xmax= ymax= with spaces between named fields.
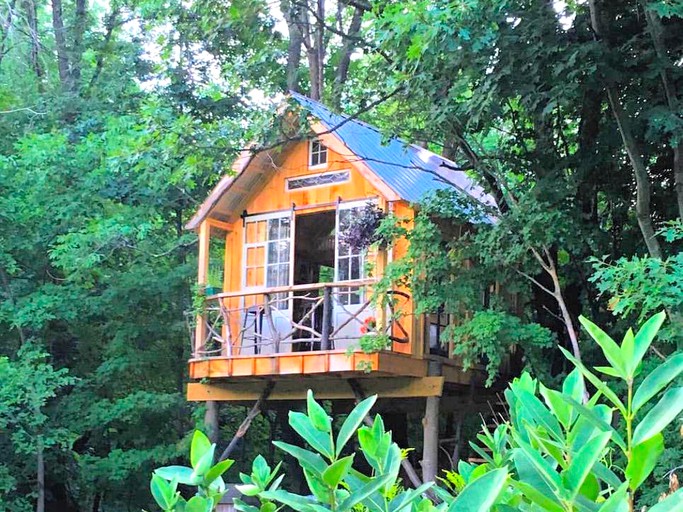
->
xmin=151 ymin=312 xmax=683 ymax=511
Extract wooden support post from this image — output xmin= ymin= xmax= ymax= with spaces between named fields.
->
xmin=422 ymin=396 xmax=440 ymax=483
xmin=195 ymin=220 xmax=211 ymax=356
xmin=204 ymin=401 xmax=220 ymax=446
xmin=320 ymin=286 xmax=332 ymax=350
xmin=219 ymin=381 xmax=275 ymax=461
xmin=348 ymin=379 xmax=424 ymax=489
xmin=451 ymin=411 xmax=463 ymax=470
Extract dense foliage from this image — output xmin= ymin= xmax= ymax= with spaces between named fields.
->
xmin=1 ymin=0 xmax=682 ymax=510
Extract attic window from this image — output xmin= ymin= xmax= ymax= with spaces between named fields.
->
xmin=309 ymin=138 xmax=328 ymax=168
xmin=286 ymin=170 xmax=350 ymax=191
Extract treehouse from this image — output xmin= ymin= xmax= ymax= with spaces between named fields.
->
xmin=185 ymin=94 xmax=502 ymax=480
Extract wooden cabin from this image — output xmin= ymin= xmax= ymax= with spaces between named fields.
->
xmin=185 ymin=94 xmax=500 ymax=481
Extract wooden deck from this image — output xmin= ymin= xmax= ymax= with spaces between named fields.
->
xmin=188 ymin=349 xmax=427 ymax=379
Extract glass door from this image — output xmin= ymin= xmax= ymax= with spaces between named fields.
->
xmin=333 ymin=201 xmax=375 ymax=350
xmin=242 ymin=211 xmax=293 ymax=354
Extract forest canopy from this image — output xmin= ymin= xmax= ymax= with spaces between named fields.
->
xmin=0 ymin=0 xmax=681 ymax=510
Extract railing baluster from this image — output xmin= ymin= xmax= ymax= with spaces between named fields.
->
xmin=321 ymin=286 xmax=332 ymax=350
xmin=263 ymin=293 xmax=280 ymax=353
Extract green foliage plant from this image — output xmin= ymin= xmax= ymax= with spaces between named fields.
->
xmin=235 ymin=390 xmax=508 ymax=512
xmin=150 ymin=431 xmax=235 ymax=512
xmin=459 ymin=311 xmax=683 ymax=511
xmin=591 ymin=221 xmax=683 ymax=348
xmin=0 ymin=344 xmax=76 ymax=509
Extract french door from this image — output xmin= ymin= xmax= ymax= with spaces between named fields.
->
xmin=333 ymin=201 xmax=376 ymax=349
xmin=242 ymin=211 xmax=294 ymax=354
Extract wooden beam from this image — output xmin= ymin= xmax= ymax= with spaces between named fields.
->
xmin=187 ymin=376 xmax=444 ymax=402
xmin=206 ymin=218 xmax=232 ymax=232
xmin=195 ymin=220 xmax=211 ymax=355
xmin=219 ymin=380 xmax=275 ymax=461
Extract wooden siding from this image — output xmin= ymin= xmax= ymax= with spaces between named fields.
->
xmin=390 ymin=201 xmax=420 ymax=356
xmin=245 ymin=141 xmax=383 ymax=213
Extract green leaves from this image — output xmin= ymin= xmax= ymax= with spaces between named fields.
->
xmin=322 ymin=456 xmax=354 ymax=487
xmin=307 ymin=389 xmax=332 ymax=433
xmin=152 ymin=430 xmax=234 ymax=510
xmin=155 ymin=466 xmax=201 ymax=486
xmin=190 ymin=430 xmax=212 ymax=468
xmin=289 ymin=411 xmax=334 ymax=459
xmin=578 ymin=311 xmax=668 ymax=382
xmin=632 ymin=387 xmax=683 ymax=445
xmin=632 ymin=312 xmax=667 ymax=371
xmin=336 ymin=394 xmax=377 ymax=457
xmin=632 ymin=352 xmax=683 ymax=412
xmin=447 ymin=468 xmax=508 ymax=512
xmin=625 ymin=434 xmax=664 ymax=491
xmin=562 ymin=431 xmax=611 ymax=498
xmin=237 ymin=391 xmax=442 ymax=512
xmin=150 ymin=474 xmax=179 ymax=511
xmin=648 ymin=489 xmax=683 ymax=512
xmin=579 ymin=315 xmax=627 ymax=378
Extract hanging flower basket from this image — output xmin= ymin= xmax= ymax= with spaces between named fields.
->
xmin=338 ymin=203 xmax=387 ymax=253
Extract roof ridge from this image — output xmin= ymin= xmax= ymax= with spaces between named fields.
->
xmin=289 ymin=91 xmax=403 ymax=143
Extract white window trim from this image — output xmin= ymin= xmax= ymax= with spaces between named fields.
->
xmin=285 ymin=169 xmax=350 ymax=192
xmin=308 ymin=138 xmax=328 ymax=169
xmin=241 ymin=211 xmax=294 ymax=297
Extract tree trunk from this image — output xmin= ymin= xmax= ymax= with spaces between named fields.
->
xmin=51 ymin=0 xmax=72 ymax=91
xmin=421 ymin=396 xmax=440 ymax=483
xmin=642 ymin=5 xmax=683 ymax=222
xmin=219 ymin=381 xmax=274 ymax=461
xmin=70 ymin=0 xmax=87 ymax=88
xmin=604 ymin=87 xmax=662 ymax=258
xmin=348 ymin=379 xmax=424 ymax=488
xmin=587 ymin=0 xmax=662 ymax=258
xmin=331 ymin=5 xmax=363 ymax=108
xmin=313 ymin=0 xmax=325 ymax=100
xmin=0 ymin=0 xmax=17 ymax=70
xmin=204 ymin=400 xmax=220 ymax=445
xmin=24 ymin=0 xmax=43 ymax=82
xmin=36 ymin=435 xmax=45 ymax=512
xmin=280 ymin=0 xmax=303 ymax=92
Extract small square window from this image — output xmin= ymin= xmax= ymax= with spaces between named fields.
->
xmin=309 ymin=139 xmax=328 ymax=167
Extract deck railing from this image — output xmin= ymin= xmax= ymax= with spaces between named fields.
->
xmin=192 ymin=279 xmax=410 ymax=358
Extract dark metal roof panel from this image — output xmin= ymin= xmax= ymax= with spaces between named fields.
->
xmin=291 ymin=93 xmax=497 ymax=210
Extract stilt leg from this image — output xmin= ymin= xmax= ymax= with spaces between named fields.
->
xmin=421 ymin=396 xmax=440 ymax=483
xmin=204 ymin=401 xmax=220 ymax=445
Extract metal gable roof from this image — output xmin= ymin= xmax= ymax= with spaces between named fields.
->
xmin=291 ymin=92 xmax=497 ymax=211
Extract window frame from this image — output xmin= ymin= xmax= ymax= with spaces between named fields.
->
xmin=308 ymin=138 xmax=328 ymax=169
xmin=242 ymin=211 xmax=294 ymax=295
xmin=285 ymin=170 xmax=350 ymax=192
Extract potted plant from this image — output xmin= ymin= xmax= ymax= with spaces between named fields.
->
xmin=338 ymin=203 xmax=387 ymax=252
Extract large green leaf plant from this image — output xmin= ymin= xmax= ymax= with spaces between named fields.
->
xmin=464 ymin=311 xmax=683 ymax=511
xmin=234 ymin=391 xmax=508 ymax=512
xmin=149 ymin=431 xmax=235 ymax=512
